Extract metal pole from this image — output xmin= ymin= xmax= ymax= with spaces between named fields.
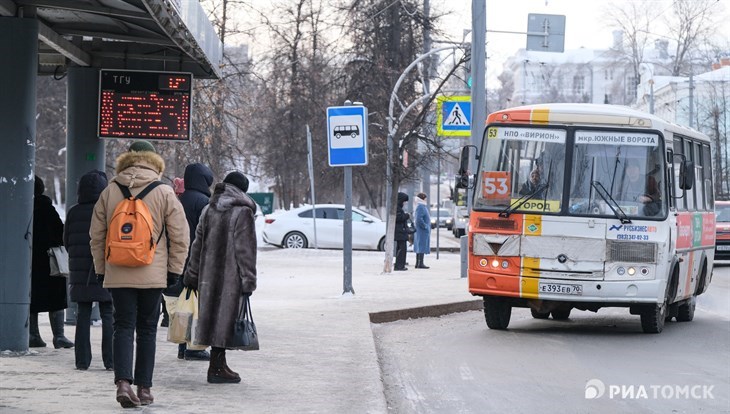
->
xmin=306 ymin=125 xmax=318 ymax=249
xmin=343 ymin=165 xmax=354 ymax=294
xmin=0 ymin=18 xmax=38 ymax=352
xmin=649 ymin=80 xmax=655 ymax=114
xmin=343 ymin=101 xmax=354 ymax=295
xmin=688 ymin=73 xmax=694 ymax=129
xmin=470 ymin=0 xmax=487 ymax=212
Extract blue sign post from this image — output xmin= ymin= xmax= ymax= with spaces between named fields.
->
xmin=327 ymin=105 xmax=368 ymax=166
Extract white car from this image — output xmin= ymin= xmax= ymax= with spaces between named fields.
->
xmin=262 ymin=204 xmax=386 ymax=250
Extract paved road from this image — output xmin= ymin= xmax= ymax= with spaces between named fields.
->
xmin=374 ymin=265 xmax=730 ymax=414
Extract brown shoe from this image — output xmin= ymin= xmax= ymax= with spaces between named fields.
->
xmin=137 ymin=386 xmax=154 ymax=406
xmin=115 ymin=380 xmax=140 ymax=408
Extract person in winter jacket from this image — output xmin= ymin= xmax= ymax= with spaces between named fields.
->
xmin=413 ymin=193 xmax=431 ymax=269
xmin=90 ymin=140 xmax=189 ymax=408
xmin=165 ymin=163 xmax=214 ymax=361
xmin=65 ymin=170 xmax=112 ymax=370
xmin=184 ymin=171 xmax=257 ymax=384
xmin=29 ymin=175 xmax=74 ymax=349
xmin=394 ymin=192 xmax=410 ymax=271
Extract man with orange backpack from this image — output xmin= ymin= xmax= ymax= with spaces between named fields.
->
xmin=90 ymin=140 xmax=189 ymax=408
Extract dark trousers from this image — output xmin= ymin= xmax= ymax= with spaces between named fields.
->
xmin=75 ymin=301 xmax=113 ymax=370
xmin=110 ymin=288 xmax=162 ymax=388
xmin=395 ymin=240 xmax=407 ymax=269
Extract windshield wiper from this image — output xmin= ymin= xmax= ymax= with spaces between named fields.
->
xmin=499 ymin=183 xmax=548 ymax=218
xmin=590 ymin=181 xmax=632 ymax=224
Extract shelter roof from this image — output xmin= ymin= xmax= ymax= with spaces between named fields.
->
xmin=0 ymin=0 xmax=222 ymax=78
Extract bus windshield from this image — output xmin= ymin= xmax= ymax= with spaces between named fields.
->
xmin=474 ymin=126 xmax=566 ymax=213
xmin=568 ymin=130 xmax=665 ymax=219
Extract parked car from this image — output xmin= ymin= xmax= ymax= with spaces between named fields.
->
xmin=716 ymin=201 xmax=730 ymax=259
xmin=262 ymin=204 xmax=386 ymax=251
xmin=452 ymin=206 xmax=468 ymax=238
xmin=429 ymin=208 xmax=453 ymax=229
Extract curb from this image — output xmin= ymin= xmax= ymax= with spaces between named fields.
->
xmin=369 ymin=299 xmax=483 ymax=324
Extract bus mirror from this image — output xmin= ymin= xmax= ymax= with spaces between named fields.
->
xmin=679 ymin=160 xmax=694 ymax=190
xmin=458 ymin=146 xmax=471 ymax=176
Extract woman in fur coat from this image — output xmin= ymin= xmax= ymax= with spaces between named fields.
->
xmin=184 ymin=171 xmax=257 ymax=384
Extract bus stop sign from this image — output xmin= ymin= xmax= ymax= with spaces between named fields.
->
xmin=327 ymin=105 xmax=368 ymax=167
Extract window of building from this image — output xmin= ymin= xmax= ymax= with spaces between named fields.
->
xmin=573 ymin=75 xmax=585 ymax=95
xmin=626 ymin=76 xmax=638 ymax=100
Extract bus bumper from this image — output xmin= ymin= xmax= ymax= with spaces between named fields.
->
xmin=469 ymin=271 xmax=664 ymax=304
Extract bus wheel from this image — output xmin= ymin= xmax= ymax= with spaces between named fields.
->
xmin=677 ymin=297 xmax=696 ymax=322
xmin=640 ymin=302 xmax=667 ymax=334
xmin=530 ymin=309 xmax=550 ymax=319
xmin=551 ymin=308 xmax=571 ymax=320
xmin=483 ymin=296 xmax=511 ymax=330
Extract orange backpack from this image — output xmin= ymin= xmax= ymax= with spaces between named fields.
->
xmin=106 ymin=181 xmax=163 ymax=267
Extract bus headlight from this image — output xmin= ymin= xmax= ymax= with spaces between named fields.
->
xmin=617 ymin=267 xmax=625 ymax=276
xmin=627 ymin=267 xmax=636 ymax=276
xmin=501 ymin=260 xmax=509 ymax=269
xmin=491 ymin=259 xmax=500 ymax=268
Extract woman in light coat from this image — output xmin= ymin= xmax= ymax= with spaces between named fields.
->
xmin=413 ymin=193 xmax=431 ymax=269
xmin=184 ymin=171 xmax=257 ymax=384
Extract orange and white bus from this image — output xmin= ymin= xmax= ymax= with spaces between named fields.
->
xmin=461 ymin=103 xmax=715 ymax=333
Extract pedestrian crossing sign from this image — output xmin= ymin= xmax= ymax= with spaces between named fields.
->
xmin=437 ymin=95 xmax=471 ymax=137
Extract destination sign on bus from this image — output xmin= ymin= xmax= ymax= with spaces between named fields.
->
xmin=487 ymin=127 xmax=566 ymax=143
xmin=575 ymin=131 xmax=658 ymax=147
xmin=98 ymin=70 xmax=192 ymax=141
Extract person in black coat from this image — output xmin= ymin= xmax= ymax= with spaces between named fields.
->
xmin=394 ymin=192 xmax=410 ymax=271
xmin=30 ymin=175 xmax=73 ymax=348
xmin=163 ymin=162 xmax=213 ymax=361
xmin=65 ymin=170 xmax=112 ymax=370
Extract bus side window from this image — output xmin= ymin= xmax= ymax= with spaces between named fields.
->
xmin=683 ymin=139 xmax=696 ymax=211
xmin=673 ymin=138 xmax=686 ymax=211
xmin=694 ymin=142 xmax=705 ymax=210
xmin=703 ymin=144 xmax=714 ymax=207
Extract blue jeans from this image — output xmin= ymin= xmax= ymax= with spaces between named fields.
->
xmin=110 ymin=288 xmax=162 ymax=387
xmin=75 ymin=301 xmax=113 ymax=369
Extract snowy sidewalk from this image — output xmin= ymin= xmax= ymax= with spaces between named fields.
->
xmin=0 ymin=248 xmax=471 ymax=413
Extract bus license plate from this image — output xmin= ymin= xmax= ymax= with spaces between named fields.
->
xmin=538 ymin=283 xmax=583 ymax=295
xmin=717 ymin=245 xmax=730 ymax=251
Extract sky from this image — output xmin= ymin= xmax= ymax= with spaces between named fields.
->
xmin=438 ymin=0 xmax=730 ymax=84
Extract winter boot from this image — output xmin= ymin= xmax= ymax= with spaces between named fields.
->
xmin=50 ymin=310 xmax=74 ymax=349
xmin=416 ymin=254 xmax=429 ymax=269
xmin=137 ymin=386 xmax=154 ymax=406
xmin=207 ymin=348 xmax=241 ymax=384
xmin=115 ymin=380 xmax=141 ymax=408
xmin=28 ymin=312 xmax=46 ymax=348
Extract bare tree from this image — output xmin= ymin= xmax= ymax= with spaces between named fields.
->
xmin=665 ymin=0 xmax=722 ymax=76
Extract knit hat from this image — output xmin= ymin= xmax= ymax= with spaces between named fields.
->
xmin=128 ymin=140 xmax=156 ymax=153
xmin=223 ymin=171 xmax=249 ymax=193
xmin=173 ymin=177 xmax=185 ymax=196
xmin=34 ymin=175 xmax=44 ymax=196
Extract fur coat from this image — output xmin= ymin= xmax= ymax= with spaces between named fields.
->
xmin=413 ymin=198 xmax=431 ymax=254
xmin=184 ymin=183 xmax=257 ymax=349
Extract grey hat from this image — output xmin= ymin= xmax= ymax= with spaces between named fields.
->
xmin=128 ymin=140 xmax=156 ymax=153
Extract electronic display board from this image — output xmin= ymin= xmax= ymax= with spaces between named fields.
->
xmin=98 ymin=70 xmax=192 ymax=141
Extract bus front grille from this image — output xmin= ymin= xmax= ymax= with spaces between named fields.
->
xmin=477 ymin=218 xmax=518 ymax=231
xmin=607 ymin=240 xmax=657 ymax=263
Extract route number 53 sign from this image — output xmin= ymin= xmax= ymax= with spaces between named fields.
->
xmin=482 ymin=172 xmax=511 ymax=200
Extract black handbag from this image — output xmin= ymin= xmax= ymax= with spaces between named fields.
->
xmin=406 ymin=219 xmax=417 ymax=234
xmin=231 ymin=295 xmax=259 ymax=351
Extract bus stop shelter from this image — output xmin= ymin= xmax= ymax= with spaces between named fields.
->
xmin=0 ymin=0 xmax=222 ymax=351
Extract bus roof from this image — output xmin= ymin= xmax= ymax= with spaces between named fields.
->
xmin=487 ymin=103 xmax=708 ymax=143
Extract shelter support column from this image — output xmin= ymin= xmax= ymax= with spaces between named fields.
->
xmin=66 ymin=67 xmax=105 ymax=207
xmin=0 ymin=18 xmax=38 ymax=352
